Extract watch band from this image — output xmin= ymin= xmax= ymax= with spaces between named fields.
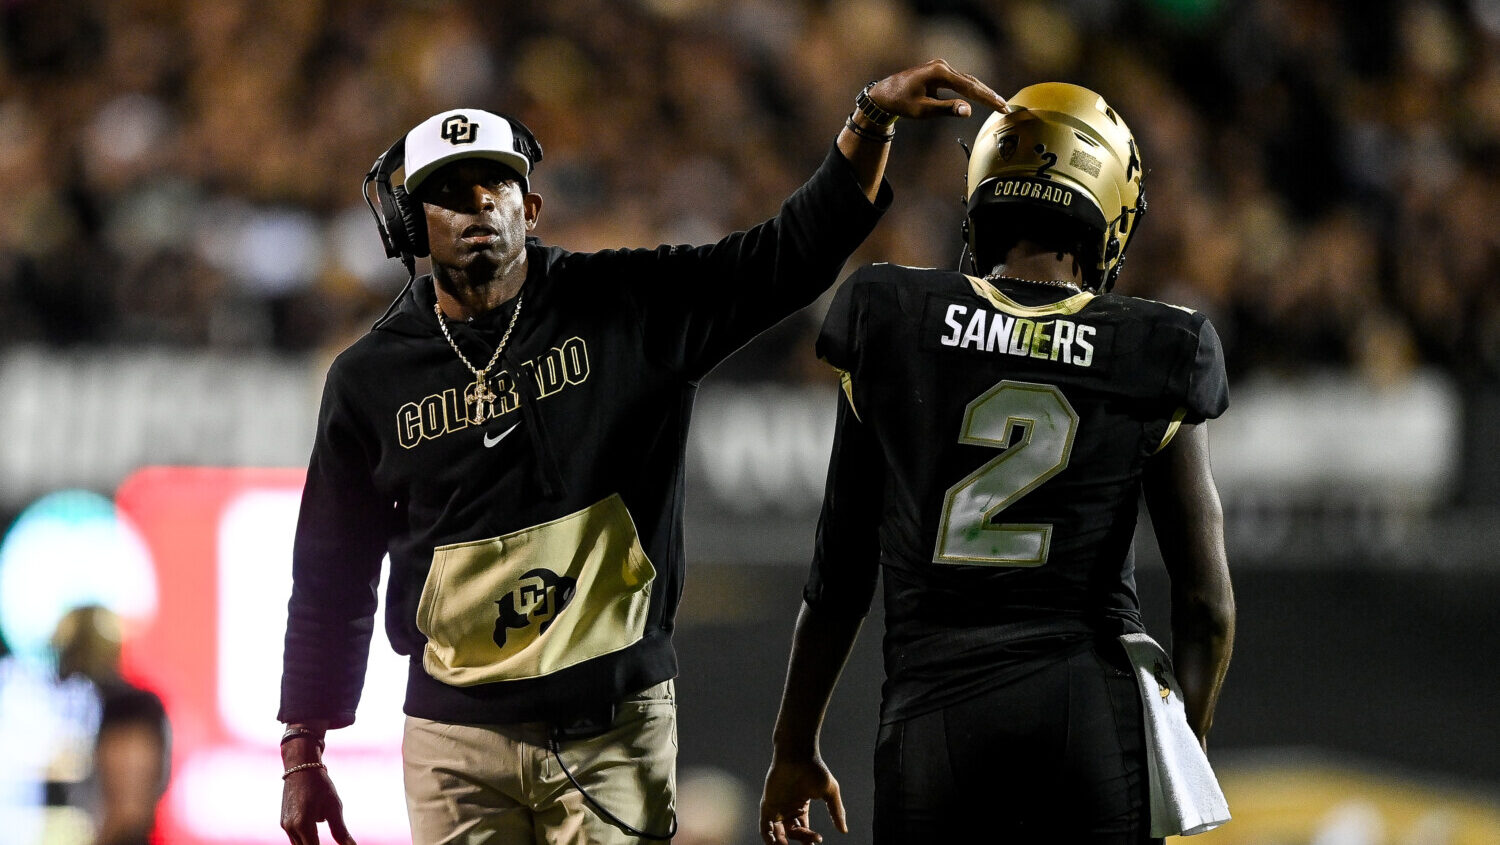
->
xmin=280 ymin=725 xmax=326 ymax=753
xmin=854 ymin=81 xmax=898 ymax=128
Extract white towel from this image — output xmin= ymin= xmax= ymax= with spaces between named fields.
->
xmin=1118 ymin=633 xmax=1231 ymax=837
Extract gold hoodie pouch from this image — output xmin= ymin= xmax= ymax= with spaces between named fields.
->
xmin=416 ymin=494 xmax=656 ymax=686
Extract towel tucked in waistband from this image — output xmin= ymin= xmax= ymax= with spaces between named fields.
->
xmin=1118 ymin=632 xmax=1231 ymax=837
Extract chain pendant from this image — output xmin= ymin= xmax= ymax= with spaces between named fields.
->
xmin=436 ymin=292 xmax=523 ymax=428
xmin=468 ymin=377 xmax=497 ymax=424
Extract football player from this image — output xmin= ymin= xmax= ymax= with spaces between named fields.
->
xmin=760 ymin=83 xmax=1235 ymax=844
xmin=278 ymin=62 xmax=1009 ymax=845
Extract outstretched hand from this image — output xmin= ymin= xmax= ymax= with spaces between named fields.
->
xmin=760 ymin=756 xmax=847 ymax=845
xmin=837 ymin=58 xmax=1006 ymax=200
xmin=870 ymin=58 xmax=1008 ymax=120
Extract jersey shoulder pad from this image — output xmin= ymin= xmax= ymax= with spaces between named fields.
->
xmin=1181 ymin=314 xmax=1228 ymax=421
xmin=849 ymin=261 xmax=944 ymax=289
xmin=1131 ymin=297 xmax=1226 ymax=422
xmin=817 ymin=264 xmax=951 ymax=367
xmin=1093 ymin=294 xmax=1228 ymax=421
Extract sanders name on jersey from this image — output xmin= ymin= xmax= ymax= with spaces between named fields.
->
xmin=938 ymin=303 xmax=1095 ymax=367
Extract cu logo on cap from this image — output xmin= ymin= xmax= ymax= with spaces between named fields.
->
xmin=441 ymin=114 xmax=479 ymax=145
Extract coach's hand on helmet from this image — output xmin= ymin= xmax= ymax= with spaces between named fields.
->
xmin=871 ymin=58 xmax=1008 ymax=120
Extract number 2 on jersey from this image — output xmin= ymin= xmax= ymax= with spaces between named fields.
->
xmin=934 ymin=380 xmax=1078 ymax=567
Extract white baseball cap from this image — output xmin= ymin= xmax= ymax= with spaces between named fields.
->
xmin=402 ymin=108 xmax=535 ymax=193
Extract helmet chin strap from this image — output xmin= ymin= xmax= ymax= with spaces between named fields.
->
xmin=958 ymin=135 xmax=975 ymax=273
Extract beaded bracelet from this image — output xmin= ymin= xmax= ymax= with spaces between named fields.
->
xmin=283 ymin=761 xmax=327 ymax=780
xmin=844 ymin=116 xmax=894 ymax=143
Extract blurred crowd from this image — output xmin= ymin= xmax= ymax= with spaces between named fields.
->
xmin=2 ymin=0 xmax=1499 ymax=384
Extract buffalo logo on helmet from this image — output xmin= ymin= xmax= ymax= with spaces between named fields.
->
xmin=493 ymin=568 xmax=577 ymax=648
xmin=998 ymin=134 xmax=1018 ymax=162
xmin=440 ymin=114 xmax=480 ymax=145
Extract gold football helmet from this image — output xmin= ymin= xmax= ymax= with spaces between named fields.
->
xmin=965 ymin=82 xmax=1145 ymax=291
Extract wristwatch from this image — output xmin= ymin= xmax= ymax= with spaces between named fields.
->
xmin=854 ymin=81 xmax=898 ymax=128
xmin=280 ymin=724 xmax=326 ymax=753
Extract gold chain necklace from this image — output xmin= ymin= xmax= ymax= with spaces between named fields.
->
xmin=434 ymin=292 xmax=523 ymax=424
xmin=985 ymin=273 xmax=1082 ymax=293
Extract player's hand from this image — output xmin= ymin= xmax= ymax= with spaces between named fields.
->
xmin=281 ymin=764 xmax=356 ymax=845
xmin=760 ymin=756 xmax=847 ymax=844
xmin=869 ymin=58 xmax=1008 ymax=120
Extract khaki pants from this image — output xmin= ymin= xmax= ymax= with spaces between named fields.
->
xmin=402 ymin=681 xmax=677 ymax=845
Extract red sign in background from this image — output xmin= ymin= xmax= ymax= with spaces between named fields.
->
xmin=115 ymin=467 xmax=408 ymax=845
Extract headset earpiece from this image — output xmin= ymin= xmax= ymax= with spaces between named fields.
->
xmin=510 ymin=119 xmax=543 ymax=167
xmin=392 ymin=184 xmax=428 ymax=258
xmin=363 ymin=135 xmax=422 ymax=277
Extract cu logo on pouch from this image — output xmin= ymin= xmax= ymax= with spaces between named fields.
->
xmin=493 ymin=568 xmax=577 ymax=648
xmin=441 ymin=114 xmax=479 ymax=145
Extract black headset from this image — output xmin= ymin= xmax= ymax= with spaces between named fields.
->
xmin=362 ymin=114 xmax=544 ymax=278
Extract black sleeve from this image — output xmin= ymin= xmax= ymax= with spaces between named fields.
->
xmin=621 ymin=144 xmax=890 ymax=379
xmin=278 ymin=361 xmax=391 ymax=728
xmin=803 ymin=387 xmax=884 ymax=618
xmin=814 ymin=266 xmax=868 ymax=374
xmin=1179 ymin=317 xmax=1228 ymax=422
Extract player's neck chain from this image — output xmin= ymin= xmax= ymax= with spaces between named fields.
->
xmin=435 ymin=292 xmax=523 ymax=425
xmin=985 ymin=273 xmax=1082 ymax=293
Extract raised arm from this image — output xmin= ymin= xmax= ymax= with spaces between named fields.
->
xmin=1142 ymin=422 xmax=1235 ymax=749
xmin=837 ymin=59 xmax=1009 ymax=202
xmin=620 ymin=60 xmax=1005 ymax=379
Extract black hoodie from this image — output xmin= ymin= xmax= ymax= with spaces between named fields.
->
xmin=279 ymin=144 xmax=890 ymax=726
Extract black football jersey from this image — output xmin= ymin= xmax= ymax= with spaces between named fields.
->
xmin=803 ymin=264 xmax=1228 ymax=722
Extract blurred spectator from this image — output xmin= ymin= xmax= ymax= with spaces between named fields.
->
xmin=0 ymin=606 xmax=171 ymax=845
xmin=0 ymin=604 xmax=170 ymax=845
xmin=2 ymin=0 xmax=1499 ymax=384
xmin=53 ymin=605 xmax=170 ymax=845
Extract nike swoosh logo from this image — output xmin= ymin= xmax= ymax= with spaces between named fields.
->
xmin=482 ymin=422 xmax=520 ymax=448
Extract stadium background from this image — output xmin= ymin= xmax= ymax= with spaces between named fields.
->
xmin=1 ymin=0 xmax=1498 ymax=843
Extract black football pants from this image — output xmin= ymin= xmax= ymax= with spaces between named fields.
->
xmin=872 ymin=640 xmax=1160 ymax=844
